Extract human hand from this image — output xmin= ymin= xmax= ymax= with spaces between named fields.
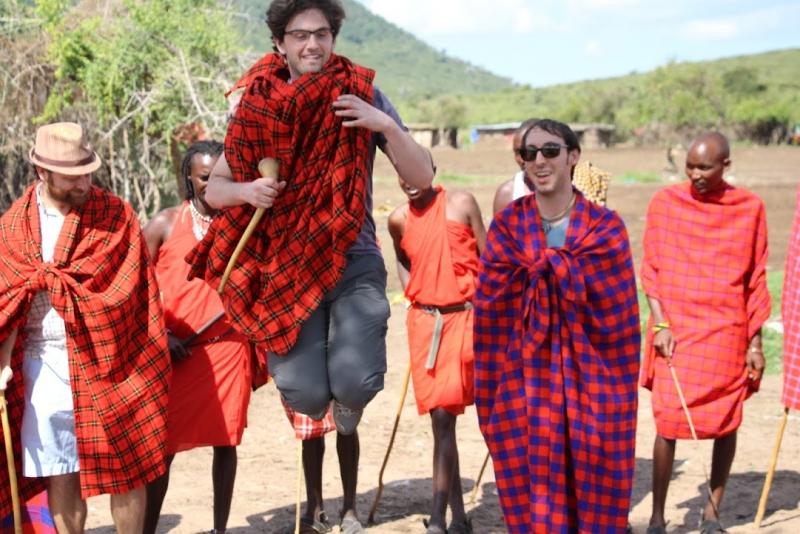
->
xmin=332 ymin=94 xmax=395 ymax=133
xmin=242 ymin=176 xmax=286 ymax=209
xmin=746 ymin=347 xmax=765 ymax=382
xmin=167 ymin=333 xmax=189 ymax=362
xmin=0 ymin=366 xmax=12 ymax=391
xmin=653 ymin=328 xmax=676 ymax=361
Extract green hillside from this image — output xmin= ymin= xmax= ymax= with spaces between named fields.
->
xmin=229 ymin=0 xmax=513 ymax=100
xmin=404 ymin=48 xmax=800 ymax=142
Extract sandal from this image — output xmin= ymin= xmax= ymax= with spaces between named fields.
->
xmin=447 ymin=517 xmax=474 ymax=534
xmin=698 ymin=519 xmax=726 ymax=533
xmin=299 ymin=513 xmax=333 ymax=534
xmin=339 ymin=516 xmax=365 ymax=534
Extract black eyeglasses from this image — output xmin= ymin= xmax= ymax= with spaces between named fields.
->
xmin=519 ymin=143 xmax=569 ymax=162
xmin=284 ymin=27 xmax=333 ymax=42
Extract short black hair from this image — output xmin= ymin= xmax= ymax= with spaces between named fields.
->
xmin=521 ymin=119 xmax=581 ymax=152
xmin=266 ymin=0 xmax=345 ymax=44
xmin=181 ymin=140 xmax=223 ymax=200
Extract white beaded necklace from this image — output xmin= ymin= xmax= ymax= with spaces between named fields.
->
xmin=188 ymin=199 xmax=213 ymax=240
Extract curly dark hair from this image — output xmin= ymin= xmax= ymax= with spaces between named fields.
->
xmin=521 ymin=119 xmax=581 ymax=152
xmin=266 ymin=0 xmax=346 ymax=46
xmin=181 ymin=140 xmax=223 ymax=200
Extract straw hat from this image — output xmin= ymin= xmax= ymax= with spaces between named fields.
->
xmin=29 ymin=122 xmax=101 ymax=175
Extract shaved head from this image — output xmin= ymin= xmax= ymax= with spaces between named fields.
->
xmin=688 ymin=132 xmax=730 ymax=163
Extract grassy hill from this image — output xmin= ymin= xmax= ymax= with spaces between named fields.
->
xmin=229 ymin=0 xmax=513 ymax=100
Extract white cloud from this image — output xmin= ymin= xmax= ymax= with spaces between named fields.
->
xmin=681 ymin=19 xmax=739 ymax=40
xmin=363 ymin=0 xmax=556 ymax=36
xmin=680 ymin=4 xmax=800 ymax=42
xmin=584 ymin=40 xmax=602 ymax=56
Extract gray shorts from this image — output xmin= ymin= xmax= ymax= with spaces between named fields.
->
xmin=268 ymin=254 xmax=390 ymax=417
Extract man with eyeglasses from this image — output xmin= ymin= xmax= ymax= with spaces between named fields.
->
xmin=492 ymin=118 xmax=537 ymax=215
xmin=187 ymin=1 xmax=433 ymax=531
xmin=474 ymin=119 xmax=640 ymax=532
xmin=640 ymin=132 xmax=770 ymax=534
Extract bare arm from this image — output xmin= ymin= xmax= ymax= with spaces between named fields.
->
xmin=493 ymin=180 xmax=514 ymax=215
xmin=746 ymin=329 xmax=764 ymax=382
xmin=205 ymin=153 xmax=286 ymax=210
xmin=333 ymin=94 xmax=434 ymax=190
xmin=646 ymin=295 xmax=676 ymax=360
xmin=387 ymin=207 xmax=411 ymax=290
xmin=0 ymin=328 xmax=18 ymax=390
xmin=142 ymin=208 xmax=178 ymax=264
xmin=463 ymin=193 xmax=487 ymax=255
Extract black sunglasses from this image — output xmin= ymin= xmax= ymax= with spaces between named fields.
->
xmin=519 ymin=143 xmax=569 ymax=162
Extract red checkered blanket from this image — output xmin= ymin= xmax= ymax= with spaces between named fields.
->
xmin=187 ymin=53 xmax=375 ymax=354
xmin=0 ymin=185 xmax=171 ymax=515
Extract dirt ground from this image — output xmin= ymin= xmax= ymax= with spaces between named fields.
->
xmin=85 ymin=145 xmax=800 ymax=533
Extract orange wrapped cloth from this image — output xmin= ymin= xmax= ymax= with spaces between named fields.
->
xmin=154 ymin=203 xmax=252 ymax=454
xmin=401 ymin=187 xmax=479 ymax=415
xmin=640 ymin=181 xmax=771 ymax=439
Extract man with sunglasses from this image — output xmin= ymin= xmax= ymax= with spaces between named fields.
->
xmin=188 ymin=1 xmax=432 ymax=531
xmin=474 ymin=119 xmax=640 ymax=532
xmin=492 ymin=118 xmax=537 ymax=214
xmin=640 ymin=132 xmax=770 ymax=534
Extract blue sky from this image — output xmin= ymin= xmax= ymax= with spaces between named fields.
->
xmin=358 ymin=0 xmax=800 ymax=87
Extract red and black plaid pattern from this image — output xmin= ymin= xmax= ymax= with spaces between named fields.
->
xmin=474 ymin=192 xmax=640 ymax=533
xmin=785 ymin=184 xmax=800 ymax=410
xmin=0 ymin=185 xmax=171 ymax=515
xmin=187 ymin=53 xmax=375 ymax=354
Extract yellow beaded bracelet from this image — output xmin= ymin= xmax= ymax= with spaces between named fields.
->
xmin=652 ymin=322 xmax=670 ymax=333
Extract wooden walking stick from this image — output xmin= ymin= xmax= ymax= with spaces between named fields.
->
xmin=367 ymin=362 xmax=412 ymax=524
xmin=218 ymin=158 xmax=279 ymax=293
xmin=295 ymin=438 xmax=302 ymax=534
xmin=469 ymin=451 xmax=491 ymax=504
xmin=668 ymin=362 xmax=719 ymax=519
xmin=754 ymin=406 xmax=790 ymax=528
xmin=1 ymin=329 xmax=22 ymax=534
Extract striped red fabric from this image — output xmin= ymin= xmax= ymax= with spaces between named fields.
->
xmin=187 ymin=53 xmax=375 ymax=355
xmin=640 ymin=181 xmax=771 ymax=438
xmin=0 ymin=185 xmax=171 ymax=516
xmin=474 ymin=192 xmax=640 ymax=533
xmin=783 ymin=184 xmax=800 ymax=410
xmin=280 ymin=398 xmax=335 ymax=441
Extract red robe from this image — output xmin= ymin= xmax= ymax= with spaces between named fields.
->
xmin=783 ymin=184 xmax=800 ymax=410
xmin=0 ymin=185 xmax=170 ymax=515
xmin=154 ymin=203 xmax=252 ymax=454
xmin=401 ymin=187 xmax=479 ymax=415
xmin=641 ymin=181 xmax=771 ymax=438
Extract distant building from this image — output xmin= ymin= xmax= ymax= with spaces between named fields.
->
xmin=407 ymin=124 xmax=459 ymax=149
xmin=471 ymin=122 xmax=616 ymax=149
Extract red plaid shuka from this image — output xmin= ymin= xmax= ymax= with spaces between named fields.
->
xmin=640 ymin=181 xmax=770 ymax=438
xmin=783 ymin=184 xmax=800 ymax=410
xmin=187 ymin=53 xmax=375 ymax=354
xmin=0 ymin=185 xmax=171 ymax=516
xmin=280 ymin=397 xmax=335 ymax=441
xmin=474 ymin=192 xmax=640 ymax=533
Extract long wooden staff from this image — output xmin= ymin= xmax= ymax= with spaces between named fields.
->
xmin=668 ymin=363 xmax=719 ymax=519
xmin=218 ymin=158 xmax=279 ymax=293
xmin=754 ymin=407 xmax=790 ymax=528
xmin=0 ymin=328 xmax=22 ymax=534
xmin=367 ymin=362 xmax=412 ymax=524
xmin=469 ymin=451 xmax=491 ymax=504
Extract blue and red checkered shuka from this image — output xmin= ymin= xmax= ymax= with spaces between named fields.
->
xmin=474 ymin=192 xmax=640 ymax=533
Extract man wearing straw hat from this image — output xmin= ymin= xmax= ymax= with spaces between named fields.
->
xmin=640 ymin=132 xmax=770 ymax=534
xmin=0 ymin=122 xmax=171 ymax=533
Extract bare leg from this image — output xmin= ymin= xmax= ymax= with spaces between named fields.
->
xmin=649 ymin=435 xmax=676 ymax=528
xmin=213 ymin=446 xmax=238 ymax=532
xmin=48 ymin=473 xmax=86 ymax=534
xmin=447 ymin=449 xmax=467 ymax=525
xmin=144 ymin=454 xmax=175 ymax=534
xmin=337 ymin=430 xmax=359 ymax=521
xmin=110 ymin=485 xmax=146 ymax=534
xmin=302 ymin=437 xmax=326 ymax=521
xmin=703 ymin=431 xmax=737 ymax=522
xmin=428 ymin=408 xmax=458 ymax=532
